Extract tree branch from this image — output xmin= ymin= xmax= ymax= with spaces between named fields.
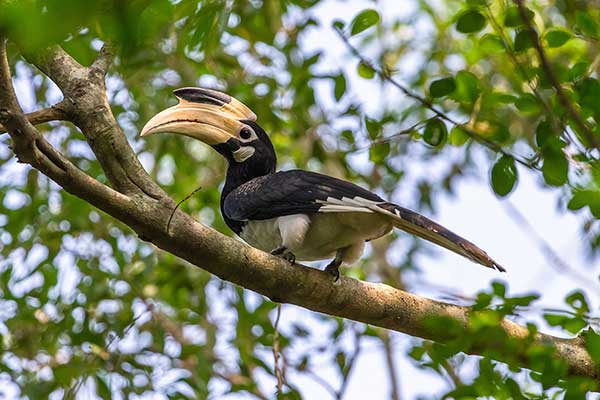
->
xmin=0 ymin=40 xmax=139 ymax=229
xmin=25 ymin=44 xmax=165 ymax=198
xmin=513 ymin=0 xmax=599 ymax=150
xmin=0 ymin=101 xmax=68 ymax=133
xmin=2 ymin=39 xmax=598 ymax=385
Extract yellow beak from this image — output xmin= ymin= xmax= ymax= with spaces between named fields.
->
xmin=140 ymin=87 xmax=257 ymax=145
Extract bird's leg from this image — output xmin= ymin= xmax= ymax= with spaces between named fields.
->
xmin=325 ymin=251 xmax=344 ymax=282
xmin=271 ymin=246 xmax=296 ymax=265
xmin=271 ymin=245 xmax=286 ymax=255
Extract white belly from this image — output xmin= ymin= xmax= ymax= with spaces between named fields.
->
xmin=239 ymin=212 xmax=392 ymax=262
xmin=239 ymin=218 xmax=281 ymax=254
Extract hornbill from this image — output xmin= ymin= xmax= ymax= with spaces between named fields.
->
xmin=141 ymin=87 xmax=505 ymax=281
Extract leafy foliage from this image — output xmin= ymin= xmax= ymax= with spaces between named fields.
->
xmin=0 ymin=0 xmax=599 ymax=398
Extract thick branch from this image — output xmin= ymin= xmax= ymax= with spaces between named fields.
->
xmin=26 ymin=45 xmax=164 ymax=198
xmin=0 ymin=40 xmax=140 ymax=234
xmin=514 ymin=0 xmax=599 ymax=149
xmin=2 ymin=39 xmax=599 ymax=385
xmin=0 ymin=101 xmax=68 ymax=133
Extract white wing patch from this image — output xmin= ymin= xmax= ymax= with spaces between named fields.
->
xmin=317 ymin=196 xmax=385 ymax=213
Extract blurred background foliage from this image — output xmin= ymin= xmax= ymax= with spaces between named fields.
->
xmin=0 ymin=0 xmax=600 ymax=398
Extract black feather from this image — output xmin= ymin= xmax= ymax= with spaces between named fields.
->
xmin=173 ymin=87 xmax=231 ymax=106
xmin=223 ymin=170 xmax=383 ymax=222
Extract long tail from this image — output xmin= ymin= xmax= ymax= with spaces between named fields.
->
xmin=376 ymin=202 xmax=506 ymax=272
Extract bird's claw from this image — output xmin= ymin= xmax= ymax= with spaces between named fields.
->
xmin=324 ymin=263 xmax=340 ymax=282
xmin=283 ymin=252 xmax=296 ymax=265
xmin=271 ymin=246 xmax=296 ymax=265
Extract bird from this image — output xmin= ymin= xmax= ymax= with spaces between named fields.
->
xmin=141 ymin=87 xmax=505 ymax=281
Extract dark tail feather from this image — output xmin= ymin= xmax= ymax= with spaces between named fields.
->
xmin=377 ymin=203 xmax=506 ymax=272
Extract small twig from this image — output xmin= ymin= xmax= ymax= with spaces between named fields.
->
xmin=336 ymin=328 xmax=362 ymax=399
xmin=0 ymin=101 xmax=68 ymax=134
xmin=64 ymin=377 xmax=86 ymax=400
xmin=513 ymin=0 xmax=599 ymax=150
xmin=272 ymin=304 xmax=284 ymax=394
xmin=212 ymin=372 xmax=269 ymax=400
xmin=166 ymin=185 xmax=202 ymax=234
xmin=90 ymin=42 xmax=115 ymax=80
xmin=106 ymin=303 xmax=153 ymax=350
xmin=440 ymin=359 xmax=463 ymax=388
xmin=301 ymin=366 xmax=339 ymax=398
xmin=352 ymin=120 xmax=423 ymax=153
xmin=502 ymin=200 xmax=598 ymax=292
xmin=381 ymin=331 xmax=401 ymax=400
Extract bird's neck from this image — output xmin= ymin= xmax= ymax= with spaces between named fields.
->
xmin=220 ymin=160 xmax=276 ymax=234
xmin=221 ymin=160 xmax=274 ymax=198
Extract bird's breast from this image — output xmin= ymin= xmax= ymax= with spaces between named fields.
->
xmin=239 ymin=218 xmax=282 ymax=255
xmin=238 ymin=211 xmax=393 ymax=262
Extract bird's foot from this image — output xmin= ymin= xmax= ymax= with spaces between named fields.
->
xmin=283 ymin=252 xmax=296 ymax=265
xmin=324 ymin=262 xmax=341 ymax=282
xmin=271 ymin=246 xmax=296 ymax=265
xmin=271 ymin=246 xmax=286 ymax=256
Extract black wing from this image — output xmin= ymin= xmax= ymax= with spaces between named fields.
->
xmin=223 ymin=170 xmax=383 ymax=221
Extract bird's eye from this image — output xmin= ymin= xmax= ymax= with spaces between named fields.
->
xmin=240 ymin=127 xmax=253 ymax=140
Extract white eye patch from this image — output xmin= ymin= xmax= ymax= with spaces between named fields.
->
xmin=238 ymin=126 xmax=258 ymax=143
xmin=233 ymin=146 xmax=255 ymax=162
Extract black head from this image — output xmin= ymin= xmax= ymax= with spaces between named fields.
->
xmin=141 ymin=87 xmax=277 ymax=182
xmin=212 ymin=120 xmax=276 ymax=175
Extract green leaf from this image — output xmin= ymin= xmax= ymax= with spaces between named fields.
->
xmin=479 ymin=33 xmax=505 ymax=53
xmin=569 ymin=62 xmax=589 ymax=81
xmin=576 ymin=11 xmax=598 ymax=38
xmin=451 ymin=70 xmax=481 ymax=104
xmin=369 ymin=142 xmax=390 ymax=163
xmin=350 ymin=9 xmax=380 ymax=36
xmin=423 ymin=118 xmax=447 ymax=147
xmin=450 ymin=126 xmax=470 ymax=146
xmin=535 ymin=120 xmax=553 ymax=148
xmin=357 ymin=61 xmax=375 ymax=79
xmin=565 ymin=291 xmax=590 ymax=313
xmin=585 ymin=330 xmax=600 ymax=363
xmin=484 ymin=92 xmax=517 ymax=108
xmin=504 ymin=6 xmax=534 ymax=27
xmin=544 ymin=29 xmax=571 ymax=48
xmin=564 ymin=317 xmax=587 ymax=334
xmin=491 ymin=281 xmax=506 ymax=298
xmin=567 ymin=190 xmax=600 ymax=218
xmin=515 ymin=93 xmax=542 ymax=115
xmin=341 ymin=129 xmax=355 ymax=144
xmin=568 ymin=190 xmax=593 ymax=211
xmin=575 ymin=78 xmax=600 ymax=117
xmin=544 ymin=313 xmax=568 ymax=327
xmin=514 ymin=29 xmax=535 ymax=52
xmin=541 ymin=139 xmax=569 ymax=186
xmin=429 ymin=77 xmax=456 ymax=98
xmin=365 ymin=117 xmax=381 ymax=140
xmin=334 ymin=73 xmax=346 ymax=101
xmin=456 ymin=10 xmax=487 ymax=34
xmin=409 ymin=346 xmax=427 ymax=361
xmin=491 ymin=155 xmax=518 ymax=196
xmin=332 ymin=20 xmax=345 ymax=30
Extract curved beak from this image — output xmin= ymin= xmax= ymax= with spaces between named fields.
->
xmin=140 ymin=87 xmax=257 ymax=145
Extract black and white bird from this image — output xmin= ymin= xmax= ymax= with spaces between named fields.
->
xmin=141 ymin=87 xmax=505 ymax=280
